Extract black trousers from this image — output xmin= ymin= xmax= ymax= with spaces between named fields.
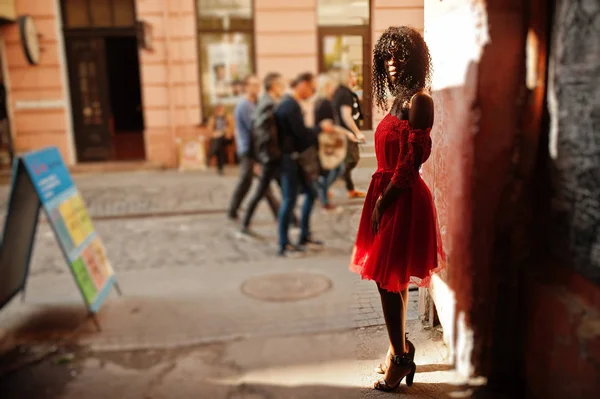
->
xmin=228 ymin=155 xmax=280 ymax=221
xmin=242 ymin=161 xmax=298 ymax=229
xmin=344 ymin=141 xmax=360 ymax=192
xmin=207 ymin=137 xmax=226 ymax=173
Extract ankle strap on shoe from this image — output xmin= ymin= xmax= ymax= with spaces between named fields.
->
xmin=390 ymin=353 xmax=412 ymax=366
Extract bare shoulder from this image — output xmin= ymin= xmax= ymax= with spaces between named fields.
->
xmin=409 ymin=91 xmax=434 ymax=130
xmin=410 ymin=91 xmax=433 ymax=112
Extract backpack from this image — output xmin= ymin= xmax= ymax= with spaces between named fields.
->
xmin=252 ymin=99 xmax=281 ymax=164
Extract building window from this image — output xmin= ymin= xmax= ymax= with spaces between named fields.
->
xmin=62 ymin=0 xmax=136 ymax=28
xmin=318 ymin=0 xmax=369 ymax=26
xmin=196 ymin=0 xmax=254 ymax=120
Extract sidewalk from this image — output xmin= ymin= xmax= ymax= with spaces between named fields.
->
xmin=0 ymin=167 xmax=491 ymax=398
xmin=0 ymin=321 xmax=477 ymax=399
xmin=1 ymin=255 xmax=404 ymax=351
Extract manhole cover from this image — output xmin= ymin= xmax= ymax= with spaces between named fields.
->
xmin=241 ymin=272 xmax=332 ymax=302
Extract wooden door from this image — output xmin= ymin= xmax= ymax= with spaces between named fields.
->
xmin=65 ymin=37 xmax=113 ymax=162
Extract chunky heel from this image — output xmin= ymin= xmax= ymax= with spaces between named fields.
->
xmin=406 ymin=362 xmax=416 ymax=386
xmin=374 ymin=353 xmax=415 ymax=392
xmin=375 ymin=335 xmax=416 ymax=374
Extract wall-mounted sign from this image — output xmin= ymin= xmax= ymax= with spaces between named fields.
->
xmin=136 ymin=20 xmax=153 ymax=51
xmin=18 ymin=15 xmax=40 ymax=65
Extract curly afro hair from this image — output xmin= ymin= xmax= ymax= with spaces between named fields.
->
xmin=372 ymin=26 xmax=432 ymax=112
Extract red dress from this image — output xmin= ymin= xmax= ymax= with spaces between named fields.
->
xmin=350 ymin=114 xmax=444 ymax=293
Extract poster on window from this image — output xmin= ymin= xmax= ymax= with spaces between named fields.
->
xmin=208 ymin=42 xmax=250 ymax=105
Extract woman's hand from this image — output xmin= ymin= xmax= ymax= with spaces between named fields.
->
xmin=371 ymin=196 xmax=383 ymax=234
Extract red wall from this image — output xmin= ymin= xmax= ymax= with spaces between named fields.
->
xmin=424 ymin=1 xmax=600 ymax=396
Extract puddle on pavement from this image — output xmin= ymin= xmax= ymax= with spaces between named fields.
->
xmin=7 ymin=305 xmax=91 ymax=343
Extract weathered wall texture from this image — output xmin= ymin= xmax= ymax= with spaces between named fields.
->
xmin=524 ymin=1 xmax=600 ymax=397
xmin=423 ymin=0 xmax=492 ymax=377
xmin=546 ymin=0 xmax=600 ymax=284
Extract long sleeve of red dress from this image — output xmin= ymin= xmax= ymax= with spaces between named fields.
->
xmin=390 ymin=128 xmax=432 ymax=189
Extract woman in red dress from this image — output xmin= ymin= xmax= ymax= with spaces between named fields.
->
xmin=350 ymin=26 xmax=444 ymax=392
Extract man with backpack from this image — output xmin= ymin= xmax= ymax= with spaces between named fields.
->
xmin=239 ymin=72 xmax=297 ymax=236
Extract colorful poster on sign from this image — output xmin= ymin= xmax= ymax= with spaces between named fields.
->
xmin=20 ymin=147 xmax=116 ymax=312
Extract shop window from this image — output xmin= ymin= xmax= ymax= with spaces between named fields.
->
xmin=196 ymin=0 xmax=255 ymax=120
xmin=62 ymin=0 xmax=136 ymax=28
xmin=318 ymin=0 xmax=369 ymax=26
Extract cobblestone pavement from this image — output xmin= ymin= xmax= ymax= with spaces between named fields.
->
xmin=0 ymin=168 xmax=468 ymax=399
xmin=0 ymin=167 xmax=422 ymax=352
xmin=0 ymin=167 xmax=375 ymax=219
xmin=1 ymin=210 xmax=420 ymax=351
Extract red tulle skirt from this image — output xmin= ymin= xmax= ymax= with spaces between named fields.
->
xmin=350 ymin=170 xmax=445 ymax=293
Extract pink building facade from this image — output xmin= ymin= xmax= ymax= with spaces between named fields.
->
xmin=0 ymin=0 xmax=423 ymax=169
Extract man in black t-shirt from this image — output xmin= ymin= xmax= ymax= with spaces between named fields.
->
xmin=332 ymin=68 xmax=366 ymax=198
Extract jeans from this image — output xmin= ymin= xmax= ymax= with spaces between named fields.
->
xmin=317 ymin=163 xmax=345 ymax=206
xmin=278 ymin=154 xmax=317 ymax=249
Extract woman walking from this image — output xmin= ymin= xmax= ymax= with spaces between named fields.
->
xmin=350 ymin=26 xmax=444 ymax=392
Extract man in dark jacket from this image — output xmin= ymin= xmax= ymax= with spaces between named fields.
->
xmin=275 ymin=72 xmax=334 ymax=256
xmin=240 ymin=72 xmax=297 ymax=234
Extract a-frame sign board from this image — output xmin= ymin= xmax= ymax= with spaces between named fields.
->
xmin=0 ymin=147 xmax=120 ymax=328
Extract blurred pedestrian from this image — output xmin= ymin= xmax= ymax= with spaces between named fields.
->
xmin=332 ymin=67 xmax=367 ymax=199
xmin=205 ymin=103 xmax=233 ymax=175
xmin=314 ymin=73 xmax=360 ymax=211
xmin=228 ymin=75 xmax=260 ymax=220
xmin=275 ymin=72 xmax=334 ymax=256
xmin=240 ymin=72 xmax=299 ymax=237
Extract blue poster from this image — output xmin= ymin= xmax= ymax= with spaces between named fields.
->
xmin=21 ymin=147 xmax=116 ymax=313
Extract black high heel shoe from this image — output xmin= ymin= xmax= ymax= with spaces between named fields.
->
xmin=374 ymin=335 xmax=415 ymax=374
xmin=374 ymin=353 xmax=417 ymax=392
